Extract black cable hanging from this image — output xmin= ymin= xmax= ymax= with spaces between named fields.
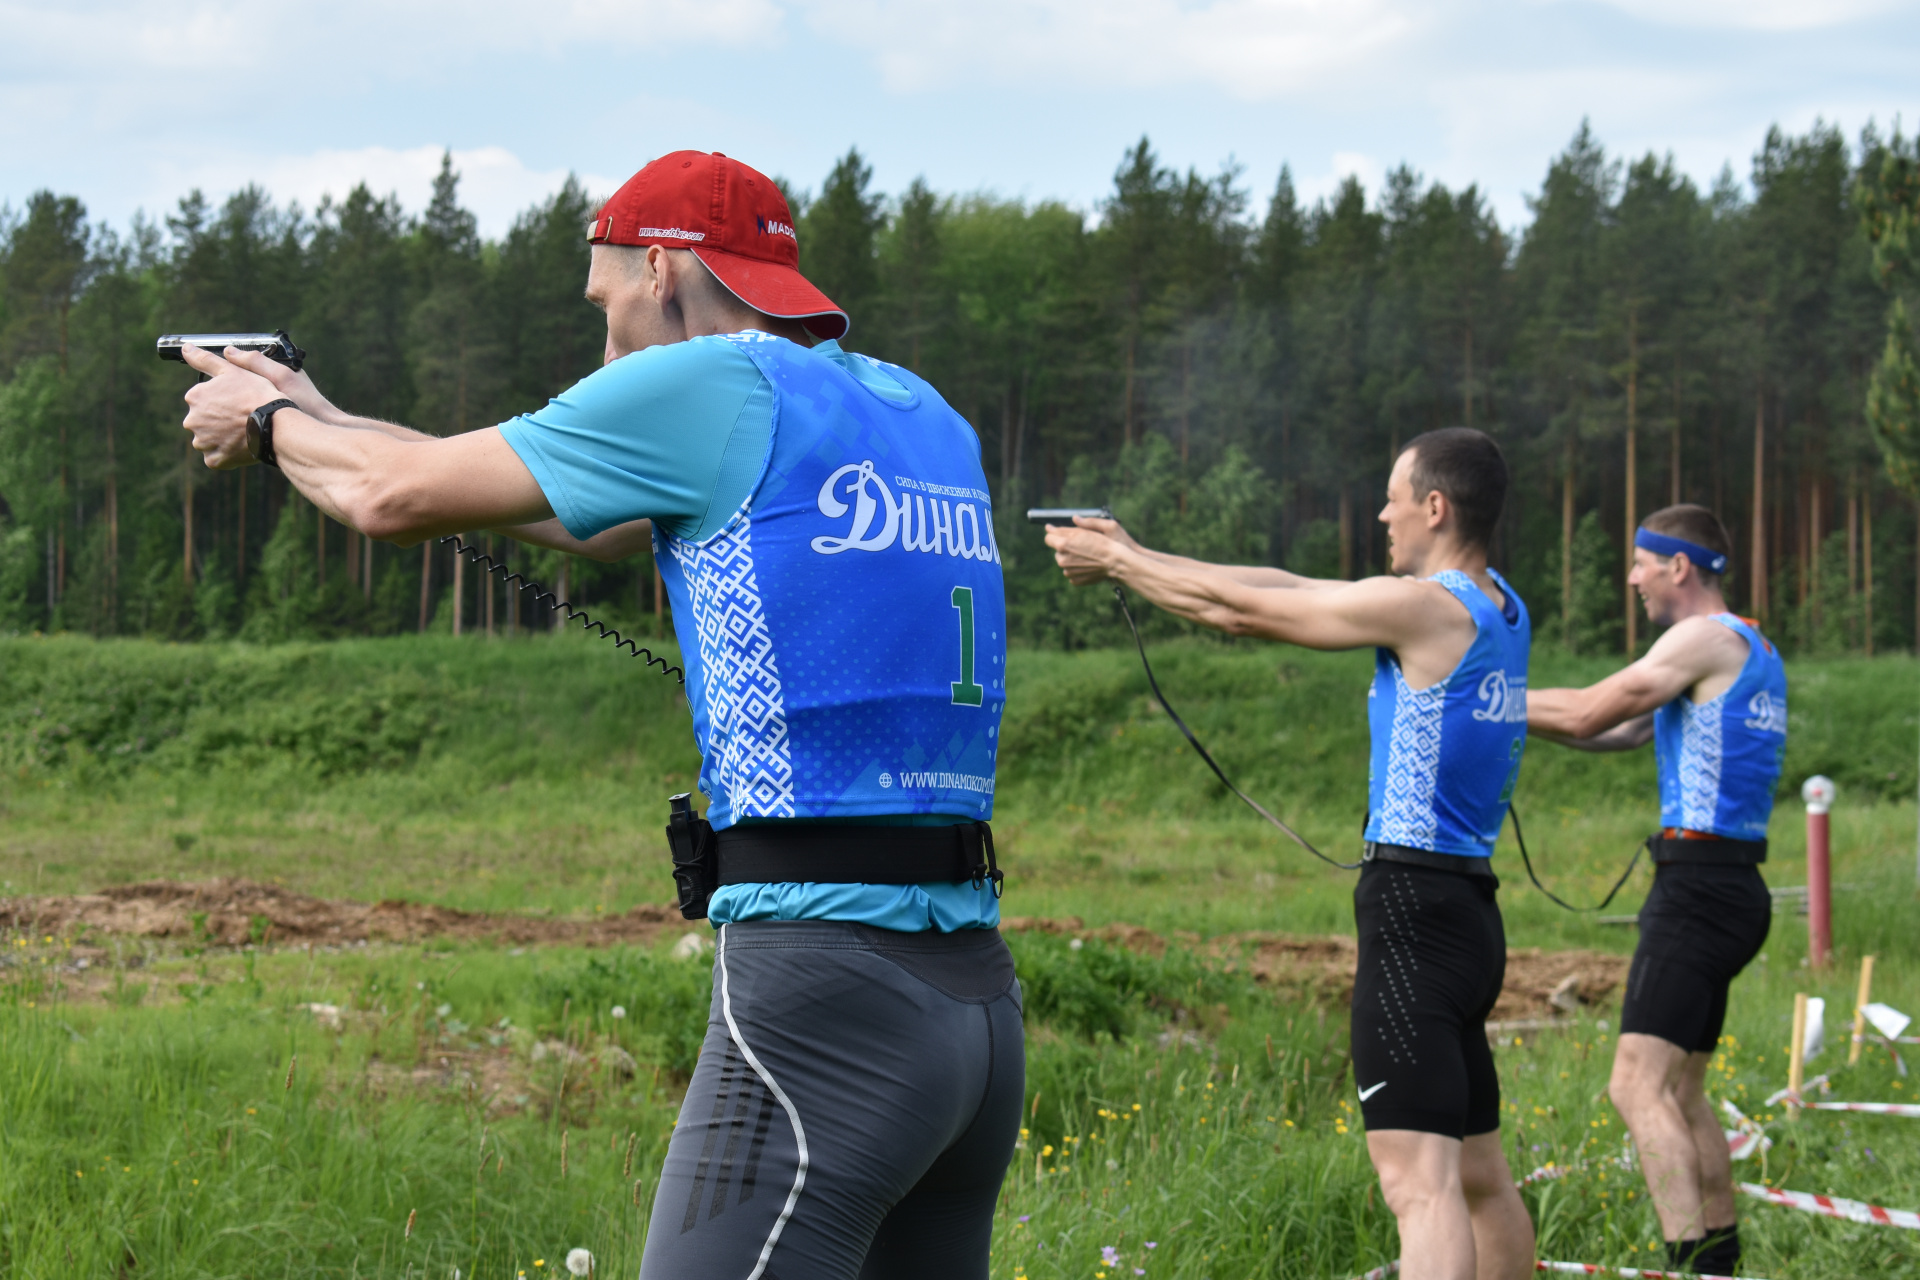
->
xmin=1507 ymin=803 xmax=1645 ymax=912
xmin=1110 ymin=583 xmax=1362 ymax=871
xmin=440 ymin=534 xmax=683 ymax=684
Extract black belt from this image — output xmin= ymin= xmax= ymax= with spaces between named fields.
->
xmin=716 ymin=822 xmax=1002 ymax=893
xmin=1648 ymin=835 xmax=1767 ymax=866
xmin=1362 ymin=841 xmax=1495 ymax=878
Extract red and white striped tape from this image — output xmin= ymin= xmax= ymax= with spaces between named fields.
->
xmin=1796 ymin=1099 xmax=1920 ymax=1117
xmin=1342 ymin=1261 xmax=1763 ymax=1280
xmin=1345 ymin=1261 xmax=1398 ymax=1280
xmin=1535 ymin=1261 xmax=1763 ymax=1280
xmin=1741 ymin=1181 xmax=1920 ymax=1230
xmin=1763 ymin=1073 xmax=1828 ymax=1107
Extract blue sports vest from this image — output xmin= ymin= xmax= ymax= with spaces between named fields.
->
xmin=653 ymin=333 xmax=1008 ymax=831
xmin=1364 ymin=569 xmax=1531 ymax=858
xmin=1654 ymin=614 xmax=1788 ymax=840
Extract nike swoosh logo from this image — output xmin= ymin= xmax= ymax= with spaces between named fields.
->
xmin=1358 ymin=1081 xmax=1388 ymax=1101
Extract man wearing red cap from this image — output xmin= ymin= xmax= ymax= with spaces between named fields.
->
xmin=177 ymin=151 xmax=1021 ymax=1279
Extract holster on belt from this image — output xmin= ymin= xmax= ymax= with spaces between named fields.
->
xmin=665 ymin=793 xmax=1001 ymax=921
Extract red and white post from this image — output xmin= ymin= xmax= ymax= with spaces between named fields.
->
xmin=1802 ymin=775 xmax=1836 ymax=970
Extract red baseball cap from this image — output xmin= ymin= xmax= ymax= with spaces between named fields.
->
xmin=588 ymin=151 xmax=849 ymax=341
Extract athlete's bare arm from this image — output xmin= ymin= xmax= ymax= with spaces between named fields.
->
xmin=1046 ymin=519 xmax=1479 ymax=688
xmin=1542 ymin=711 xmax=1655 ymax=753
xmin=177 ymin=344 xmax=653 ymax=560
xmin=1054 ymin=516 xmax=1344 ymax=591
xmin=1528 ymin=617 xmax=1749 ymax=746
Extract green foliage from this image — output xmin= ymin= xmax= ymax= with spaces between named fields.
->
xmin=1019 ymin=435 xmax=1276 ymax=647
xmin=1007 ymin=931 xmax=1253 ymax=1042
xmin=0 ymin=640 xmax=448 ymax=779
xmin=1868 ymin=297 xmax=1920 ymax=496
xmin=532 ymin=950 xmax=714 ymax=1076
xmin=1565 ymin=510 xmax=1622 ymax=655
xmin=0 ymin=123 xmax=1912 ymax=653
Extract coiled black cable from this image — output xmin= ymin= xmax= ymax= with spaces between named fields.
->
xmin=440 ymin=534 xmax=684 ymax=684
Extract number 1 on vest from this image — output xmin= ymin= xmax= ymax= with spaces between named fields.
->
xmin=950 ymin=586 xmax=985 ymax=707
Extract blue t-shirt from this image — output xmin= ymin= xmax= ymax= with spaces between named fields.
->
xmin=498 ymin=335 xmax=996 ymax=932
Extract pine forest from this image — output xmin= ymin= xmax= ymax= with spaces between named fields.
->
xmin=3 ymin=121 xmax=1919 ymax=658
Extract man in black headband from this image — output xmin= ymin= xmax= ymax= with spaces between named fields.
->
xmin=1526 ymin=504 xmax=1786 ymax=1278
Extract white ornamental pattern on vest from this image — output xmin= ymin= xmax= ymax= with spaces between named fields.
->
xmin=1677 ymin=691 xmax=1725 ymax=832
xmin=675 ymin=507 xmax=796 ymax=818
xmin=810 ymin=460 xmax=1000 ymax=563
xmin=1378 ymin=663 xmax=1445 ymax=849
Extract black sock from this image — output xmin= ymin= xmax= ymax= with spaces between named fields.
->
xmin=1695 ymin=1225 xmax=1741 ymax=1275
xmin=1666 ymin=1236 xmax=1708 ymax=1271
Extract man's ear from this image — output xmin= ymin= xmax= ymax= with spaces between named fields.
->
xmin=645 ymin=245 xmax=677 ymax=307
xmin=1425 ymin=488 xmax=1448 ymax=530
xmin=1670 ymin=552 xmax=1692 ymax=585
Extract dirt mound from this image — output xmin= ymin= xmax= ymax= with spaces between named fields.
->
xmin=1001 ymin=916 xmax=1628 ymax=1023
xmin=0 ymin=879 xmax=685 ymax=948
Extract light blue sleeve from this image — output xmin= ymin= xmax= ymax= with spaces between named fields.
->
xmin=497 ymin=336 xmax=770 ymax=543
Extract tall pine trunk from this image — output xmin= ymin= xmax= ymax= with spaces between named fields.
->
xmin=1562 ymin=433 xmax=1575 ymax=649
xmin=1750 ymin=389 xmax=1766 ymax=620
xmin=418 ymin=543 xmax=432 ymax=632
xmin=1864 ymin=489 xmax=1874 ymax=656
xmin=1338 ymin=487 xmax=1352 ymax=580
xmin=1670 ymin=352 xmax=1682 ymax=506
xmin=1623 ymin=308 xmax=1639 ymax=654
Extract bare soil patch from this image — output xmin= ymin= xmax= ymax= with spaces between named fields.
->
xmin=0 ymin=878 xmax=685 ymax=948
xmin=1002 ymin=915 xmax=1628 ymax=1023
xmin=0 ymin=885 xmax=1629 ymax=1023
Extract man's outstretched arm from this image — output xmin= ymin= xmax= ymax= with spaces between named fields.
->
xmin=1050 ymin=516 xmax=1343 ymax=590
xmin=181 ymin=344 xmax=554 ymax=544
xmin=1047 ymin=523 xmax=1453 ymax=653
xmin=208 ymin=345 xmax=656 ymax=561
xmin=1528 ymin=619 xmax=1737 ymax=743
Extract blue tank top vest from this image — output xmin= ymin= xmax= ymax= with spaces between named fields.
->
xmin=652 ymin=332 xmax=1009 ymax=832
xmin=1654 ymin=614 xmax=1788 ymax=841
xmin=1364 ymin=569 xmax=1531 ymax=859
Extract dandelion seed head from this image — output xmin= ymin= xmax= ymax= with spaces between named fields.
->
xmin=565 ymin=1248 xmax=593 ymax=1276
xmin=611 ymin=1006 xmax=627 ymax=1019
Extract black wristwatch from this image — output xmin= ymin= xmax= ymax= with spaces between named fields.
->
xmin=247 ymin=399 xmax=296 ymax=468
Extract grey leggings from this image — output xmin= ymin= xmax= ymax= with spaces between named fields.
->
xmin=638 ymin=920 xmax=1025 ymax=1280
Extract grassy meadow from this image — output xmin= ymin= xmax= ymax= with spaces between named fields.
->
xmin=2 ymin=631 xmax=1919 ymax=1278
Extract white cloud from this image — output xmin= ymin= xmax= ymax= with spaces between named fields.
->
xmin=799 ymin=0 xmax=1428 ymax=100
xmin=1574 ymin=0 xmax=1907 ymax=31
xmin=0 ymin=0 xmax=783 ymax=76
xmin=145 ymin=146 xmax=625 ymax=237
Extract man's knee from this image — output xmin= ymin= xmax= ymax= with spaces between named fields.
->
xmin=1369 ymin=1132 xmax=1463 ymax=1219
xmin=1610 ymin=1033 xmax=1683 ymax=1120
xmin=1459 ymin=1132 xmax=1517 ymax=1207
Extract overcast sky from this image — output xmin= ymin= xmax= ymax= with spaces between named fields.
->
xmin=3 ymin=0 xmax=1916 ymax=241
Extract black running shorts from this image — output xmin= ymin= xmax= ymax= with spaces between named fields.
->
xmin=1620 ymin=862 xmax=1771 ymax=1054
xmin=638 ymin=920 xmax=1025 ymax=1280
xmin=1350 ymin=861 xmax=1506 ymax=1139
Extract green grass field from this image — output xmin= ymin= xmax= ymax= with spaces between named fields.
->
xmin=2 ymin=632 xmax=1918 ymax=1277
